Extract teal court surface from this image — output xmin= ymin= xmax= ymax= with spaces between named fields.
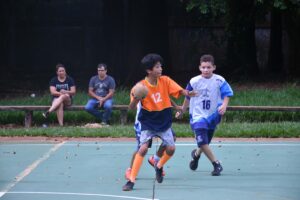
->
xmin=1 ymin=138 xmax=300 ymax=200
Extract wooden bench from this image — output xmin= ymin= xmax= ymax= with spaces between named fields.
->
xmin=0 ymin=105 xmax=299 ymax=128
xmin=0 ymin=105 xmax=128 ymax=128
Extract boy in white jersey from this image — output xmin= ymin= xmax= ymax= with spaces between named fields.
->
xmin=176 ymin=54 xmax=233 ymax=176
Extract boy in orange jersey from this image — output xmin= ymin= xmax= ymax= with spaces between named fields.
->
xmin=122 ymin=53 xmax=196 ymax=191
xmin=124 ymin=100 xmax=180 ymax=181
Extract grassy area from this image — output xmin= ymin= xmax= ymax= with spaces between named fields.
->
xmin=1 ymin=83 xmax=299 ymax=106
xmin=0 ymin=83 xmax=299 ymax=137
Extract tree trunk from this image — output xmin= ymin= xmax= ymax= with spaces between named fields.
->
xmin=267 ymin=8 xmax=283 ymax=75
xmin=225 ymin=0 xmax=259 ymax=78
xmin=283 ymin=8 xmax=300 ymax=78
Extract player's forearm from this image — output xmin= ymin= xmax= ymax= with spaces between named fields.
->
xmin=180 ymin=89 xmax=189 ymax=96
xmin=171 ymin=99 xmax=180 ymax=110
xmin=222 ymin=97 xmax=230 ymax=107
xmin=128 ymin=99 xmax=139 ymax=110
xmin=181 ymin=99 xmax=190 ymax=113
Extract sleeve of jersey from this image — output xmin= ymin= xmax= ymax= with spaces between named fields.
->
xmin=185 ymin=83 xmax=193 ymax=100
xmin=167 ymin=77 xmax=184 ymax=99
xmin=220 ymin=81 xmax=234 ymax=99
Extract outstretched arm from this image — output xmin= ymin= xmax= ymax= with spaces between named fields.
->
xmin=175 ymin=98 xmax=190 ymax=119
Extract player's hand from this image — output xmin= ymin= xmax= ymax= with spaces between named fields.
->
xmin=175 ymin=110 xmax=183 ymax=119
xmin=188 ymin=90 xmax=198 ymax=97
xmin=218 ymin=105 xmax=227 ymax=115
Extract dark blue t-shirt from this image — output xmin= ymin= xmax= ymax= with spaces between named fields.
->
xmin=49 ymin=76 xmax=75 ymax=98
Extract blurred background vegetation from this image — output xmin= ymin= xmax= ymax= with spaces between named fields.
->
xmin=0 ymin=0 xmax=299 ymax=96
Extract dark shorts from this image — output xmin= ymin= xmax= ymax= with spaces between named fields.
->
xmin=194 ymin=129 xmax=215 ymax=147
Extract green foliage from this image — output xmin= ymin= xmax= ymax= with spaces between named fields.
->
xmin=185 ymin=0 xmax=226 ymax=19
xmin=0 ymin=84 xmax=299 ymax=130
xmin=215 ymin=122 xmax=300 ymax=138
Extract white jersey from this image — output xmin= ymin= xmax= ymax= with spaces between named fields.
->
xmin=186 ymin=74 xmax=233 ymax=129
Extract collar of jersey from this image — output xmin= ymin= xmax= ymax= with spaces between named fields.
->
xmin=144 ymin=77 xmax=159 ymax=87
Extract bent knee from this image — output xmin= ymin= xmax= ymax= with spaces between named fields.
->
xmin=138 ymin=144 xmax=149 ymax=156
xmin=165 ymin=146 xmax=175 ymax=156
xmin=85 ymin=105 xmax=93 ymax=112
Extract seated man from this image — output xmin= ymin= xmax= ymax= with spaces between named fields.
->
xmin=85 ymin=63 xmax=116 ymax=125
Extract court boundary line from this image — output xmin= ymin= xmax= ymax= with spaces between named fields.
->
xmin=5 ymin=191 xmax=159 ymax=200
xmin=2 ymin=143 xmax=299 ymax=147
xmin=0 ymin=142 xmax=65 ymax=198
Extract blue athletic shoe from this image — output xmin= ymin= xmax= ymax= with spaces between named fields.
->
xmin=155 ymin=165 xmax=164 ymax=183
xmin=211 ymin=161 xmax=223 ymax=176
xmin=189 ymin=149 xmax=201 ymax=171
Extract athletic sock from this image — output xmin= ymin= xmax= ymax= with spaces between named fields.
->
xmin=212 ymin=160 xmax=220 ymax=165
xmin=154 ymin=154 xmax=160 ymax=162
xmin=157 ymin=151 xmax=172 ymax=169
xmin=130 ymin=153 xmax=144 ymax=182
xmin=195 ymin=148 xmax=202 ymax=157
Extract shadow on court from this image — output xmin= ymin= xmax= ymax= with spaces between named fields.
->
xmin=1 ymin=140 xmax=300 ymax=200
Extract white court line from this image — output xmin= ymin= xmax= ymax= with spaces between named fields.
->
xmin=0 ymin=142 xmax=65 ymax=198
xmin=176 ymin=143 xmax=300 ymax=146
xmin=2 ymin=143 xmax=300 ymax=147
xmin=6 ymin=191 xmax=159 ymax=200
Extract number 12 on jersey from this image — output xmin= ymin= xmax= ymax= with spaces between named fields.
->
xmin=151 ymin=93 xmax=162 ymax=103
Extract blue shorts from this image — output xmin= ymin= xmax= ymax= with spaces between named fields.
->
xmin=194 ymin=129 xmax=215 ymax=147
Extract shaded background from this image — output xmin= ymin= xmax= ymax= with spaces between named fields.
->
xmin=0 ymin=0 xmax=299 ymax=96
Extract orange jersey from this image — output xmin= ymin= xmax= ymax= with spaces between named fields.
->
xmin=131 ymin=76 xmax=184 ymax=131
xmin=131 ymin=76 xmax=183 ymax=111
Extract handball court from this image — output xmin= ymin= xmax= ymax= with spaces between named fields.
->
xmin=1 ymin=137 xmax=300 ymax=200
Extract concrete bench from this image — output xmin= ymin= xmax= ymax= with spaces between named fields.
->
xmin=0 ymin=105 xmax=299 ymax=128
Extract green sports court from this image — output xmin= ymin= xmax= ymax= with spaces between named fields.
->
xmin=1 ymin=138 xmax=300 ymax=200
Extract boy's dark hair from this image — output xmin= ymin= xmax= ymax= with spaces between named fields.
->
xmin=97 ymin=63 xmax=107 ymax=70
xmin=141 ymin=53 xmax=164 ymax=70
xmin=56 ymin=63 xmax=65 ymax=72
xmin=200 ymin=54 xmax=215 ymax=65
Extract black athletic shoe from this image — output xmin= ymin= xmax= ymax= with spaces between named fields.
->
xmin=189 ymin=149 xmax=201 ymax=171
xmin=155 ymin=165 xmax=164 ymax=183
xmin=122 ymin=181 xmax=134 ymax=191
xmin=42 ymin=111 xmax=49 ymax=119
xmin=211 ymin=161 xmax=223 ymax=176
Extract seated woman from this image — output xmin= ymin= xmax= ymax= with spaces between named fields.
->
xmin=43 ymin=63 xmax=76 ymax=126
